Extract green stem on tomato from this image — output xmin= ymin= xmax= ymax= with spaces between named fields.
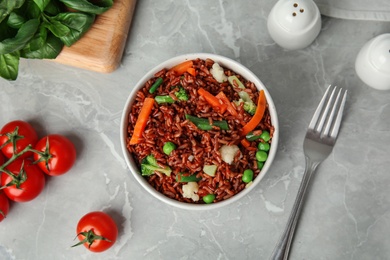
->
xmin=71 ymin=229 xmax=112 ymax=249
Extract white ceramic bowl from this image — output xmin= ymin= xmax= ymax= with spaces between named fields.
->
xmin=267 ymin=0 xmax=321 ymax=50
xmin=120 ymin=53 xmax=279 ymax=210
xmin=355 ymin=33 xmax=390 ymax=90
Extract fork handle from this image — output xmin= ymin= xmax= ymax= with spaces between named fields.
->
xmin=270 ymin=158 xmax=320 ymax=260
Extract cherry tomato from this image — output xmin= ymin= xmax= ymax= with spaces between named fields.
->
xmin=74 ymin=211 xmax=118 ymax=253
xmin=0 ymin=120 xmax=38 ymax=159
xmin=0 ymin=152 xmax=4 ymax=165
xmin=0 ymin=191 xmax=10 ymax=222
xmin=33 ymin=135 xmax=76 ymax=176
xmin=1 ymin=158 xmax=45 ymax=202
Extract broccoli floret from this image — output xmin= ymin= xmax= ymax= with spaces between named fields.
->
xmin=174 ymin=86 xmax=189 ymax=101
xmin=141 ymin=155 xmax=172 ymax=176
xmin=234 ymin=91 xmax=257 ymax=115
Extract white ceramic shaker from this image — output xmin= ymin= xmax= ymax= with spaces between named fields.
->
xmin=355 ymin=33 xmax=390 ymax=90
xmin=267 ymin=0 xmax=321 ymax=50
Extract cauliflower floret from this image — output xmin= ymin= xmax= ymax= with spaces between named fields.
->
xmin=219 ymin=145 xmax=240 ymax=165
xmin=210 ymin=62 xmax=228 ymax=83
xmin=182 ymin=182 xmax=199 ymax=202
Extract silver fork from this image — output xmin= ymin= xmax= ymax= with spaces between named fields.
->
xmin=270 ymin=85 xmax=348 ymax=260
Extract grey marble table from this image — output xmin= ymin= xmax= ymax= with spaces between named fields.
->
xmin=1 ymin=1 xmax=389 ymax=260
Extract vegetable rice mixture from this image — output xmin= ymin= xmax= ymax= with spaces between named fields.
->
xmin=126 ymin=58 xmax=274 ymax=204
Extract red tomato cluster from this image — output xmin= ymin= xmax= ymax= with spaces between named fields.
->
xmin=0 ymin=120 xmax=76 ymax=221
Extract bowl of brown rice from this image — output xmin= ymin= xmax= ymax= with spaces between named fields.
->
xmin=120 ymin=53 xmax=279 ymax=210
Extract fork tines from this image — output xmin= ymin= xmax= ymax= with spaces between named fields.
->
xmin=308 ymin=85 xmax=348 ymax=140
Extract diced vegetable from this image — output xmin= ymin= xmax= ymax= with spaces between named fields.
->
xmin=258 ymin=142 xmax=270 ymax=152
xmin=129 ymin=98 xmax=155 ymax=145
xmin=216 ymin=91 xmax=238 ymax=117
xmin=182 ymin=182 xmax=199 ymax=201
xmin=260 ymin=130 xmax=271 ymax=142
xmin=210 ymin=63 xmax=228 ymax=83
xmin=241 ymin=90 xmax=267 ymax=136
xmin=203 ymin=194 xmax=216 ymax=204
xmin=176 ymin=173 xmax=201 ymax=182
xmin=169 ymin=60 xmax=194 ymax=76
xmin=149 ymin=77 xmax=163 ymax=94
xmin=186 ymin=67 xmax=196 ymax=76
xmin=242 ymin=169 xmax=254 ymax=183
xmin=185 ymin=114 xmax=229 ymax=131
xmin=141 ymin=155 xmax=172 ymax=176
xmin=234 ymin=91 xmax=257 ymax=115
xmin=228 ymin=75 xmax=245 ymax=89
xmin=175 ymin=86 xmax=189 ymax=101
xmin=203 ymin=165 xmax=217 ymax=177
xmin=155 ymin=95 xmax=175 ymax=104
xmin=245 ymin=131 xmax=262 ymax=141
xmin=198 ymin=88 xmax=227 ymax=113
xmin=255 ymin=150 xmax=268 ymax=162
xmin=163 ymin=142 xmax=176 ymax=155
xmin=219 ymin=145 xmax=240 ymax=164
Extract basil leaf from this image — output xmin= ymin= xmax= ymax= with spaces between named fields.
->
xmin=44 ymin=18 xmax=71 ymax=38
xmin=7 ymin=12 xmax=26 ymax=29
xmin=0 ymin=0 xmax=25 ymax=23
xmin=0 ymin=52 xmax=20 ymax=80
xmin=33 ymin=0 xmax=51 ymax=12
xmin=21 ymin=33 xmax=63 ymax=59
xmin=59 ymin=0 xmax=113 ymax=15
xmin=54 ymin=12 xmax=95 ymax=46
xmin=0 ymin=18 xmax=39 ymax=55
xmin=24 ymin=25 xmax=47 ymax=52
xmin=44 ymin=1 xmax=62 ymax=16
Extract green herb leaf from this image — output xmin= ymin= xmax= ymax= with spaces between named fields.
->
xmin=59 ymin=0 xmax=113 ymax=15
xmin=0 ymin=0 xmax=25 ymax=23
xmin=0 ymin=18 xmax=39 ymax=55
xmin=33 ymin=0 xmax=51 ymax=12
xmin=0 ymin=52 xmax=20 ymax=80
xmin=53 ymin=12 xmax=95 ymax=46
xmin=44 ymin=17 xmax=71 ymax=38
xmin=21 ymin=33 xmax=63 ymax=59
xmin=7 ymin=12 xmax=26 ymax=29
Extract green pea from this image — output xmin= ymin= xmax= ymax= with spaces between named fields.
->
xmin=258 ymin=142 xmax=270 ymax=151
xmin=163 ymin=141 xmax=176 ymax=155
xmin=256 ymin=150 xmax=268 ymax=162
xmin=260 ymin=130 xmax=270 ymax=142
xmin=242 ymin=169 xmax=254 ymax=183
xmin=257 ymin=161 xmax=264 ymax=170
xmin=203 ymin=194 xmax=216 ymax=204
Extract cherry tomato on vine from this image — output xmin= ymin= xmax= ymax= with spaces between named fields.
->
xmin=0 ymin=120 xmax=38 ymax=159
xmin=1 ymin=158 xmax=45 ymax=202
xmin=73 ymin=211 xmax=118 ymax=253
xmin=33 ymin=135 xmax=76 ymax=176
xmin=0 ymin=191 xmax=10 ymax=222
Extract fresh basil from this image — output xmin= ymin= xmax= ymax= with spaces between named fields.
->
xmin=59 ymin=0 xmax=113 ymax=15
xmin=0 ymin=0 xmax=25 ymax=23
xmin=33 ymin=0 xmax=51 ymax=12
xmin=0 ymin=19 xmax=39 ymax=55
xmin=21 ymin=34 xmax=63 ymax=59
xmin=0 ymin=52 xmax=20 ymax=80
xmin=0 ymin=0 xmax=113 ymax=80
xmin=7 ymin=12 xmax=26 ymax=29
xmin=55 ymin=12 xmax=95 ymax=46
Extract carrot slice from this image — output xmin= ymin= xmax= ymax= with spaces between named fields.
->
xmin=186 ymin=67 xmax=197 ymax=77
xmin=240 ymin=139 xmax=257 ymax=151
xmin=216 ymin=91 xmax=238 ymax=117
xmin=198 ymin=88 xmax=227 ymax=113
xmin=129 ymin=98 xmax=155 ymax=145
xmin=169 ymin=60 xmax=194 ymax=76
xmin=241 ymin=90 xmax=266 ymax=136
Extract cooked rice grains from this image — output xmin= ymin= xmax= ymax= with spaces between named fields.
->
xmin=126 ymin=58 xmax=274 ymax=204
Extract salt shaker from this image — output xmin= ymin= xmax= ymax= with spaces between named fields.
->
xmin=355 ymin=33 xmax=390 ymax=90
xmin=267 ymin=0 xmax=321 ymax=50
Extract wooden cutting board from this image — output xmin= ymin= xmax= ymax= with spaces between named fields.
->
xmin=54 ymin=0 xmax=137 ymax=73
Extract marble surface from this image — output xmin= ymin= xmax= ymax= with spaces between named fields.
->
xmin=1 ymin=1 xmax=390 ymax=259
